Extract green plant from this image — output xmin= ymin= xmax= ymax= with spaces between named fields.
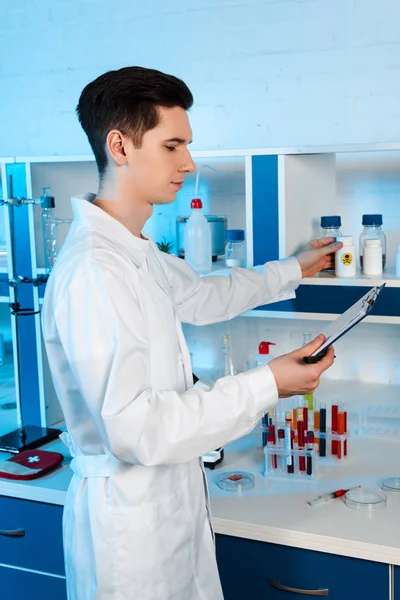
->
xmin=156 ymin=237 xmax=175 ymax=254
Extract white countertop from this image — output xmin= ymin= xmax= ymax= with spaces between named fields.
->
xmin=209 ymin=432 xmax=400 ymax=565
xmin=1 ymin=431 xmax=400 ymax=565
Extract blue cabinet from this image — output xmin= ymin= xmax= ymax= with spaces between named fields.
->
xmin=0 ymin=495 xmax=66 ymax=599
xmin=0 ymin=495 xmax=64 ymax=575
xmin=394 ymin=566 xmax=400 ymax=600
xmin=0 ymin=565 xmax=67 ymax=600
xmin=216 ymin=534 xmax=389 ymax=600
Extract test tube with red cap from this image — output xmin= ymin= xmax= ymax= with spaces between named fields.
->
xmin=277 ymin=428 xmax=285 ymax=471
xmin=267 ymin=427 xmax=278 ymax=469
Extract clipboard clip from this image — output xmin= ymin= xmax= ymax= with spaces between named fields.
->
xmin=362 ymin=283 xmax=386 ymax=310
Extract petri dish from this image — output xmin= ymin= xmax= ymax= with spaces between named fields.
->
xmin=382 ymin=477 xmax=400 ymax=492
xmin=216 ymin=471 xmax=255 ymax=492
xmin=344 ymin=486 xmax=387 ymax=511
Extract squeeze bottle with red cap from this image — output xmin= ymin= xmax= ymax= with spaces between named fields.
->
xmin=184 ymin=198 xmax=212 ymax=274
xmin=254 ymin=341 xmax=276 ymax=367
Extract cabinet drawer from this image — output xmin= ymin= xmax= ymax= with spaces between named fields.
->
xmin=0 ymin=565 xmax=67 ymax=600
xmin=216 ymin=534 xmax=389 ymax=600
xmin=0 ymin=495 xmax=64 ymax=575
xmin=394 ymin=565 xmax=400 ymax=600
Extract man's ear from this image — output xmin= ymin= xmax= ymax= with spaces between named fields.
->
xmin=106 ymin=130 xmax=128 ymax=167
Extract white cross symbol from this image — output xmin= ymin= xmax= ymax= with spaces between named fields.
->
xmin=27 ymin=456 xmax=40 ymax=463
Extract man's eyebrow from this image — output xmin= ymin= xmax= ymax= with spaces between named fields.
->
xmin=163 ymin=137 xmax=193 ymax=144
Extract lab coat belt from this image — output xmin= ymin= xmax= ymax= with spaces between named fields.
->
xmin=70 ymin=454 xmax=111 ymax=478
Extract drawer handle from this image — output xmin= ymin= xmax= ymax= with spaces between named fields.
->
xmin=0 ymin=529 xmax=25 ymax=538
xmin=268 ymin=578 xmax=329 ymax=596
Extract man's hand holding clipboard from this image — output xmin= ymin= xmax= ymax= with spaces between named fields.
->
xmin=303 ymin=284 xmax=386 ymax=364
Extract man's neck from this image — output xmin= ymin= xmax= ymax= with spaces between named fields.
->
xmin=94 ymin=182 xmax=152 ymax=238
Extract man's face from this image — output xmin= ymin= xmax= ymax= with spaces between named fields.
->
xmin=123 ymin=106 xmax=195 ymax=206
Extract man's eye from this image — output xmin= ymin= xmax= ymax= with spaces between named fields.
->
xmin=166 ymin=146 xmax=176 ymax=152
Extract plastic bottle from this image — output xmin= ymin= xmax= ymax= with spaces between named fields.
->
xmin=320 ymin=216 xmax=343 ymax=272
xmin=225 ymin=229 xmax=246 ymax=268
xmin=363 ymin=239 xmax=383 ymax=276
xmin=359 ymin=214 xmax=386 ymax=271
xmin=184 ymin=198 xmax=212 ymax=274
xmin=396 ymin=245 xmax=400 ymax=278
xmin=254 ymin=341 xmax=276 ymax=367
xmin=335 ymin=236 xmax=356 ymax=277
xmin=40 ymin=187 xmax=57 ymax=274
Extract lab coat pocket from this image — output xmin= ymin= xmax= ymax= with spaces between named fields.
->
xmin=112 ymin=488 xmax=194 ymax=598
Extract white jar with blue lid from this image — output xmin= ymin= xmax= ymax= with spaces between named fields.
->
xmin=225 ymin=229 xmax=246 ymax=268
xmin=359 ymin=214 xmax=386 ymax=271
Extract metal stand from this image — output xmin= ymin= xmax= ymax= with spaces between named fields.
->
xmin=0 ymin=179 xmax=61 ymax=453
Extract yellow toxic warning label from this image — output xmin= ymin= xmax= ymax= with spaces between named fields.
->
xmin=341 ymin=253 xmax=353 ymax=265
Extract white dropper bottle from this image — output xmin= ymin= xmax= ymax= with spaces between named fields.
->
xmin=184 ymin=198 xmax=212 ymax=275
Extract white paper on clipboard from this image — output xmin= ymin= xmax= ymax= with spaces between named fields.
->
xmin=304 ymin=284 xmax=386 ymax=363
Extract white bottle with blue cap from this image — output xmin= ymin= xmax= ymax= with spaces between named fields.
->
xmin=359 ymin=214 xmax=386 ymax=271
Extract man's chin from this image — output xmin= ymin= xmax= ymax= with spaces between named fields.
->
xmin=153 ymin=194 xmax=177 ymax=206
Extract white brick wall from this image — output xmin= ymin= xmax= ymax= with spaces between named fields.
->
xmin=1 ymin=0 xmax=400 ymax=157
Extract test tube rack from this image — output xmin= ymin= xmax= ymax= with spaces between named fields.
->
xmin=261 ymin=401 xmax=349 ymax=480
xmin=315 ymin=428 xmax=349 ymax=460
xmin=264 ymin=443 xmax=319 ymax=480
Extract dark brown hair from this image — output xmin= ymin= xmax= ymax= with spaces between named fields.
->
xmin=76 ymin=66 xmax=193 ymax=176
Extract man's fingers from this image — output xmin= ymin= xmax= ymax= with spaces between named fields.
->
xmin=321 ymin=241 xmax=342 ymax=256
xmin=299 ymin=334 xmax=326 ymax=355
xmin=310 ymin=237 xmax=336 ymax=249
xmin=315 ymin=346 xmax=335 ymax=372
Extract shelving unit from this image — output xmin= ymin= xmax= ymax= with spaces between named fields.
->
xmin=302 ymin=269 xmax=400 ymax=287
xmin=243 ymin=309 xmax=400 ymax=325
xmin=0 ymin=140 xmax=399 ymax=435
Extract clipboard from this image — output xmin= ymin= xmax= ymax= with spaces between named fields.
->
xmin=303 ymin=283 xmax=386 ymax=364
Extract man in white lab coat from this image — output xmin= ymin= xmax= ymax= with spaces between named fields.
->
xmin=41 ymin=67 xmax=340 ymax=600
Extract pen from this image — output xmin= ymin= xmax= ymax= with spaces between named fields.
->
xmin=307 ymin=488 xmax=351 ymax=507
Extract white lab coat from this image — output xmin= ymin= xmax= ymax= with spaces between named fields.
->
xmin=41 ymin=194 xmax=301 ymax=600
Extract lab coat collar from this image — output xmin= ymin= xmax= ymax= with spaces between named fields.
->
xmin=71 ymin=193 xmax=150 ymax=268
